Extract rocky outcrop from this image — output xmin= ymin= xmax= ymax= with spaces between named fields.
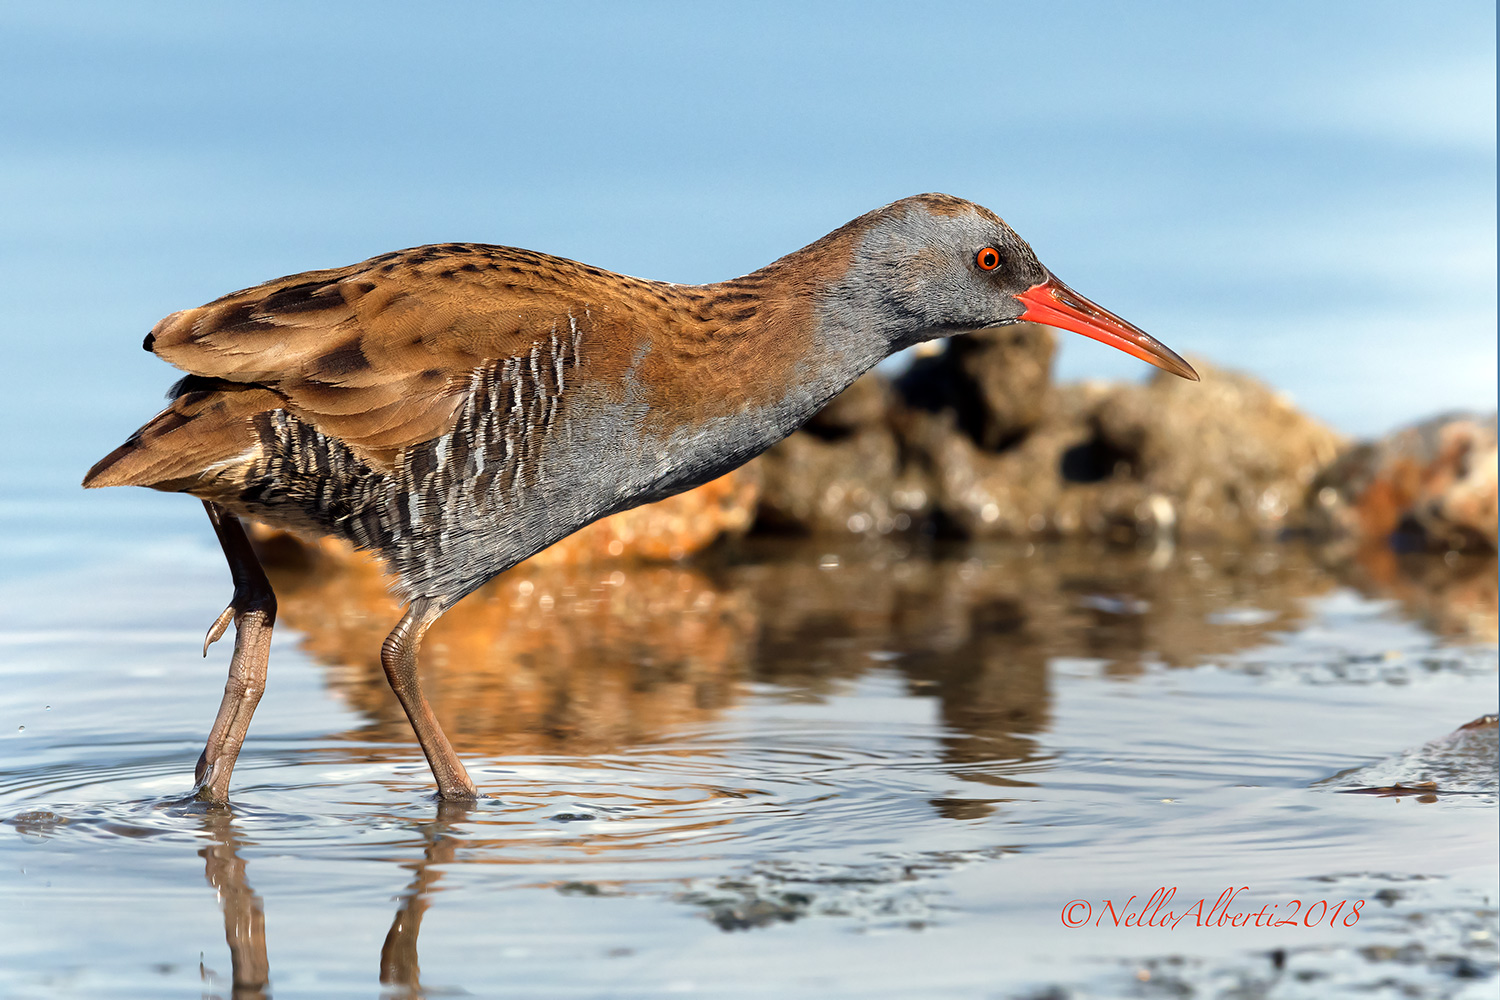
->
xmin=1080 ymin=361 xmax=1345 ymax=541
xmin=751 ymin=374 xmax=928 ymax=535
xmin=755 ymin=328 xmax=1346 ymax=545
xmin=756 ymin=334 xmax=1495 ymax=555
xmin=898 ymin=322 xmax=1056 ymax=449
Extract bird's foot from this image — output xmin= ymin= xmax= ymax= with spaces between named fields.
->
xmin=435 ymin=781 xmax=481 ymax=801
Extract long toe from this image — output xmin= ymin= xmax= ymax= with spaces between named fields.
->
xmin=202 ymin=604 xmax=236 ymax=656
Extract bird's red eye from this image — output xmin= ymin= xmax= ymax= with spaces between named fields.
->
xmin=976 ymin=247 xmax=1000 ymax=271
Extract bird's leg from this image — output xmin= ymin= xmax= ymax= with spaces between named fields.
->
xmin=381 ymin=598 xmax=477 ymax=799
xmin=194 ymin=500 xmax=277 ymax=804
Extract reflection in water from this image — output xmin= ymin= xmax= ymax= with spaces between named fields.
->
xmin=380 ymin=801 xmax=470 ymax=996
xmin=258 ymin=535 xmax=751 ymax=756
xmin=726 ymin=539 xmax=1332 ymax=778
xmin=1332 ymin=543 xmax=1499 ymax=644
xmin=8 ymin=537 xmax=1491 ymax=996
xmin=258 ymin=535 xmax=1495 ymax=771
xmin=197 ymin=802 xmax=471 ymax=1000
xmin=200 ymin=534 xmax=1494 ymax=990
xmin=199 ymin=812 xmax=269 ymax=1000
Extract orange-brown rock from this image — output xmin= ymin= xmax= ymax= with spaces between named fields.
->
xmin=1303 ymin=414 xmax=1498 ymax=553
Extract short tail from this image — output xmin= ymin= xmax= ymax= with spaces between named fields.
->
xmin=83 ymin=383 xmax=281 ymax=496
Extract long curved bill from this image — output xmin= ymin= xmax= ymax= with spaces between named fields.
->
xmin=1014 ymin=275 xmax=1199 ymax=381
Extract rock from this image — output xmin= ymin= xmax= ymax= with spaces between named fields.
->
xmin=753 ymin=418 xmax=926 ymax=535
xmin=898 ymin=322 xmax=1056 ymax=449
xmin=1085 ymin=360 xmax=1346 ymax=541
xmin=894 ymin=385 xmax=1097 ymax=538
xmin=885 ymin=358 xmax=1345 ymax=543
xmin=1438 ymin=432 xmax=1499 ymax=548
xmin=754 ymin=354 xmax=1347 ymax=544
xmin=755 ymin=325 xmax=1058 ymax=539
xmin=1302 ymin=413 xmax=1497 ymax=552
xmin=755 ymin=372 xmax=933 ymax=535
xmin=1315 ymin=715 xmax=1499 ymax=798
xmin=803 ymin=368 xmax=896 ymax=436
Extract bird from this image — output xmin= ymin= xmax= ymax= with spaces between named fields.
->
xmin=84 ymin=193 xmax=1198 ymax=803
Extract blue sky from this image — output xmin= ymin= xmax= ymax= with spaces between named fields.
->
xmin=1 ymin=1 xmax=1494 ymax=495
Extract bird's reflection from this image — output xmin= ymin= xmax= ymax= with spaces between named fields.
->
xmin=198 ymin=811 xmax=269 ymax=1000
xmin=379 ymin=800 xmax=471 ymax=995
xmin=197 ymin=801 xmax=472 ymax=1000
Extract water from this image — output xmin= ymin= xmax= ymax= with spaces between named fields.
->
xmin=1 ymin=532 xmax=1494 ymax=997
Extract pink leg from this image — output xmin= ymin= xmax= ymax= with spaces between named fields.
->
xmin=194 ymin=501 xmax=277 ymax=804
xmin=381 ymin=599 xmax=477 ymax=799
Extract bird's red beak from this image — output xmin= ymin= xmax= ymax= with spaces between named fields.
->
xmin=1014 ymin=276 xmax=1199 ymax=381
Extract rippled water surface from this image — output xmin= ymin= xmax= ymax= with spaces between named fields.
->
xmin=1 ymin=506 xmax=1495 ymax=998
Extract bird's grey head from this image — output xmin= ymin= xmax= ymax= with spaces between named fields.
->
xmin=830 ymin=193 xmax=1049 ymax=351
xmin=820 ymin=193 xmax=1198 ymax=381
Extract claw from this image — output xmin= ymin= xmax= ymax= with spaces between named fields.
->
xmin=203 ymin=605 xmax=236 ymax=657
xmin=194 ymin=749 xmax=213 ymax=787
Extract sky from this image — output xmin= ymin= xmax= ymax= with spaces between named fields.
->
xmin=0 ymin=1 xmax=1495 ymax=500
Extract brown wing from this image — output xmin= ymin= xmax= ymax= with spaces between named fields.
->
xmin=83 ymin=384 xmax=285 ymax=495
xmin=144 ymin=243 xmax=632 ymax=468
